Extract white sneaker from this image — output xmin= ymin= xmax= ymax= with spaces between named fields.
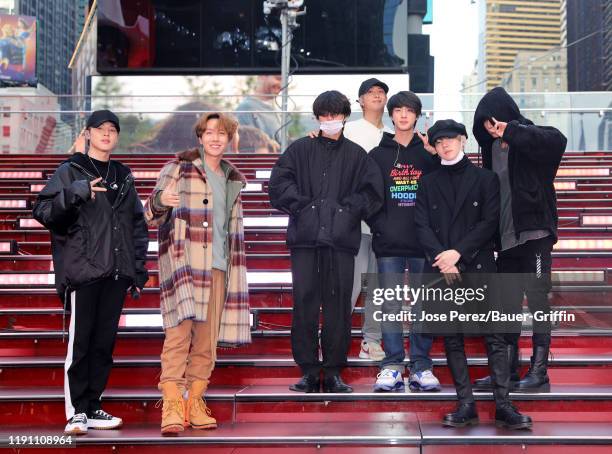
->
xmin=64 ymin=413 xmax=88 ymax=435
xmin=373 ymin=369 xmax=404 ymax=392
xmin=359 ymin=340 xmax=385 ymax=361
xmin=409 ymin=370 xmax=441 ymax=392
xmin=87 ymin=409 xmax=123 ymax=430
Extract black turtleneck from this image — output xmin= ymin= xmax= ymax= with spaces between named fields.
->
xmin=444 ymin=154 xmax=470 ymax=204
xmin=444 ymin=154 xmax=470 ymax=173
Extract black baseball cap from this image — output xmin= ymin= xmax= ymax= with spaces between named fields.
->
xmin=358 ymin=78 xmax=389 ymax=97
xmin=86 ymin=109 xmax=120 ymax=132
xmin=427 ymin=119 xmax=468 ymax=144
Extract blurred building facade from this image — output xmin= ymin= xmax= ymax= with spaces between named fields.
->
xmin=603 ymin=0 xmax=612 ymax=91
xmin=561 ymin=0 xmax=607 ymax=91
xmin=479 ymin=0 xmax=562 ymax=91
xmin=501 ymin=49 xmax=567 ymax=92
xmin=0 ymin=85 xmax=70 ymax=153
xmin=15 ymin=0 xmax=86 ymax=95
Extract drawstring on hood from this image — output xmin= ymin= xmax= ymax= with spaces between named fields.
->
xmin=367 ymin=130 xmax=440 ymax=258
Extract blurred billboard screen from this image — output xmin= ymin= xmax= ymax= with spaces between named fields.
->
xmin=96 ymin=0 xmax=411 ymax=75
xmin=0 ymin=13 xmax=36 ymax=86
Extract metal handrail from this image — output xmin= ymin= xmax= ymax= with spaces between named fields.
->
xmin=3 ymin=108 xmax=612 ymax=114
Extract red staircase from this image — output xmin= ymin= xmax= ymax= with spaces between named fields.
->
xmin=0 ymin=152 xmax=611 ymax=452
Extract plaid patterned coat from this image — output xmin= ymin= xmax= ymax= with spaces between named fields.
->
xmin=144 ymin=148 xmax=251 ymax=346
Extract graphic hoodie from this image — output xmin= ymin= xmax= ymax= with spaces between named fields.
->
xmin=368 ymin=132 xmax=440 ymax=257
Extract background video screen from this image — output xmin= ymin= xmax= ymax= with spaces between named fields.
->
xmin=0 ymin=13 xmax=37 ymax=86
xmin=96 ymin=0 xmax=408 ymax=74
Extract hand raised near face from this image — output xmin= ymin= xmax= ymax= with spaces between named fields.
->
xmin=160 ymin=178 xmax=180 ymax=208
xmin=416 ymin=130 xmax=436 ymax=155
xmin=490 ymin=117 xmax=508 ymax=139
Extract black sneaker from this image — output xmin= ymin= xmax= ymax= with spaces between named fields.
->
xmin=64 ymin=413 xmax=88 ymax=435
xmin=87 ymin=409 xmax=123 ymax=430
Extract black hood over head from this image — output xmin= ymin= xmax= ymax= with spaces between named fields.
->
xmin=472 ymin=87 xmax=533 ymax=144
xmin=472 ymin=87 xmax=533 ymax=169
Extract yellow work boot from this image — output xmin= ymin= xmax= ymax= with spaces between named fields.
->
xmin=158 ymin=382 xmax=185 ymax=434
xmin=187 ymin=380 xmax=217 ymax=429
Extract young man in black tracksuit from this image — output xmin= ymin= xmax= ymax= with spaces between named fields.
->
xmin=367 ymin=91 xmax=442 ymax=392
xmin=471 ymin=87 xmax=567 ymax=392
xmin=33 ymin=110 xmax=149 ymax=434
xmin=415 ymin=119 xmax=532 ymax=429
xmin=269 ymin=91 xmax=384 ymax=393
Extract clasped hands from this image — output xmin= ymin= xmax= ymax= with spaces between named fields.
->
xmin=433 ymin=249 xmax=462 ymax=285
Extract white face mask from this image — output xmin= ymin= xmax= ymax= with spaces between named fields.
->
xmin=319 ymin=119 xmax=344 ymax=135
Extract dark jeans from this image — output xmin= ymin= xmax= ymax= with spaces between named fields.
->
xmin=290 ymin=247 xmax=354 ymax=378
xmin=498 ymin=237 xmax=554 ymax=349
xmin=377 ymin=257 xmax=432 ymax=373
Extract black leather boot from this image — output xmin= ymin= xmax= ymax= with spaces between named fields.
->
xmin=444 ymin=336 xmax=474 ymax=403
xmin=473 ymin=342 xmax=520 ymax=390
xmin=289 ymin=374 xmax=321 ymax=393
xmin=495 ymin=404 xmax=533 ymax=430
xmin=322 ymin=375 xmax=353 ymax=393
xmin=516 ymin=344 xmax=550 ymax=392
xmin=442 ymin=402 xmax=479 ymax=427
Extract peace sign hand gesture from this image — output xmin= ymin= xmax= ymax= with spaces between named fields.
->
xmin=71 ymin=128 xmax=87 ymax=154
xmin=416 ymin=130 xmax=437 ymax=155
xmin=490 ymin=117 xmax=508 ymax=139
xmin=89 ymin=177 xmax=107 ymax=201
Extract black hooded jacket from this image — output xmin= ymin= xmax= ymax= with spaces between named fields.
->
xmin=473 ymin=87 xmax=567 ymax=244
xmin=269 ymin=134 xmax=384 ymax=255
xmin=368 ymin=132 xmax=440 ymax=257
xmin=32 ymin=153 xmax=149 ymax=303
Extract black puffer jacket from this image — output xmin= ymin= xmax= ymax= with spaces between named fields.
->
xmin=33 ymin=154 xmax=149 ymax=303
xmin=473 ymin=87 xmax=567 ymax=244
xmin=269 ymin=134 xmax=384 ymax=255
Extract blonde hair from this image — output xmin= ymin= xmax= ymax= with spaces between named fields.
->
xmin=2 ymin=24 xmax=14 ymax=37
xmin=194 ymin=112 xmax=238 ymax=141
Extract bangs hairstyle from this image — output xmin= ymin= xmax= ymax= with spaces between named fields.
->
xmin=387 ymin=91 xmax=422 ymax=117
xmin=312 ymin=90 xmax=351 ymax=119
xmin=194 ymin=112 xmax=238 ymax=140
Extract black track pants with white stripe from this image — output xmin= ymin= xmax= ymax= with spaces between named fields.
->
xmin=64 ymin=277 xmax=130 ymax=420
